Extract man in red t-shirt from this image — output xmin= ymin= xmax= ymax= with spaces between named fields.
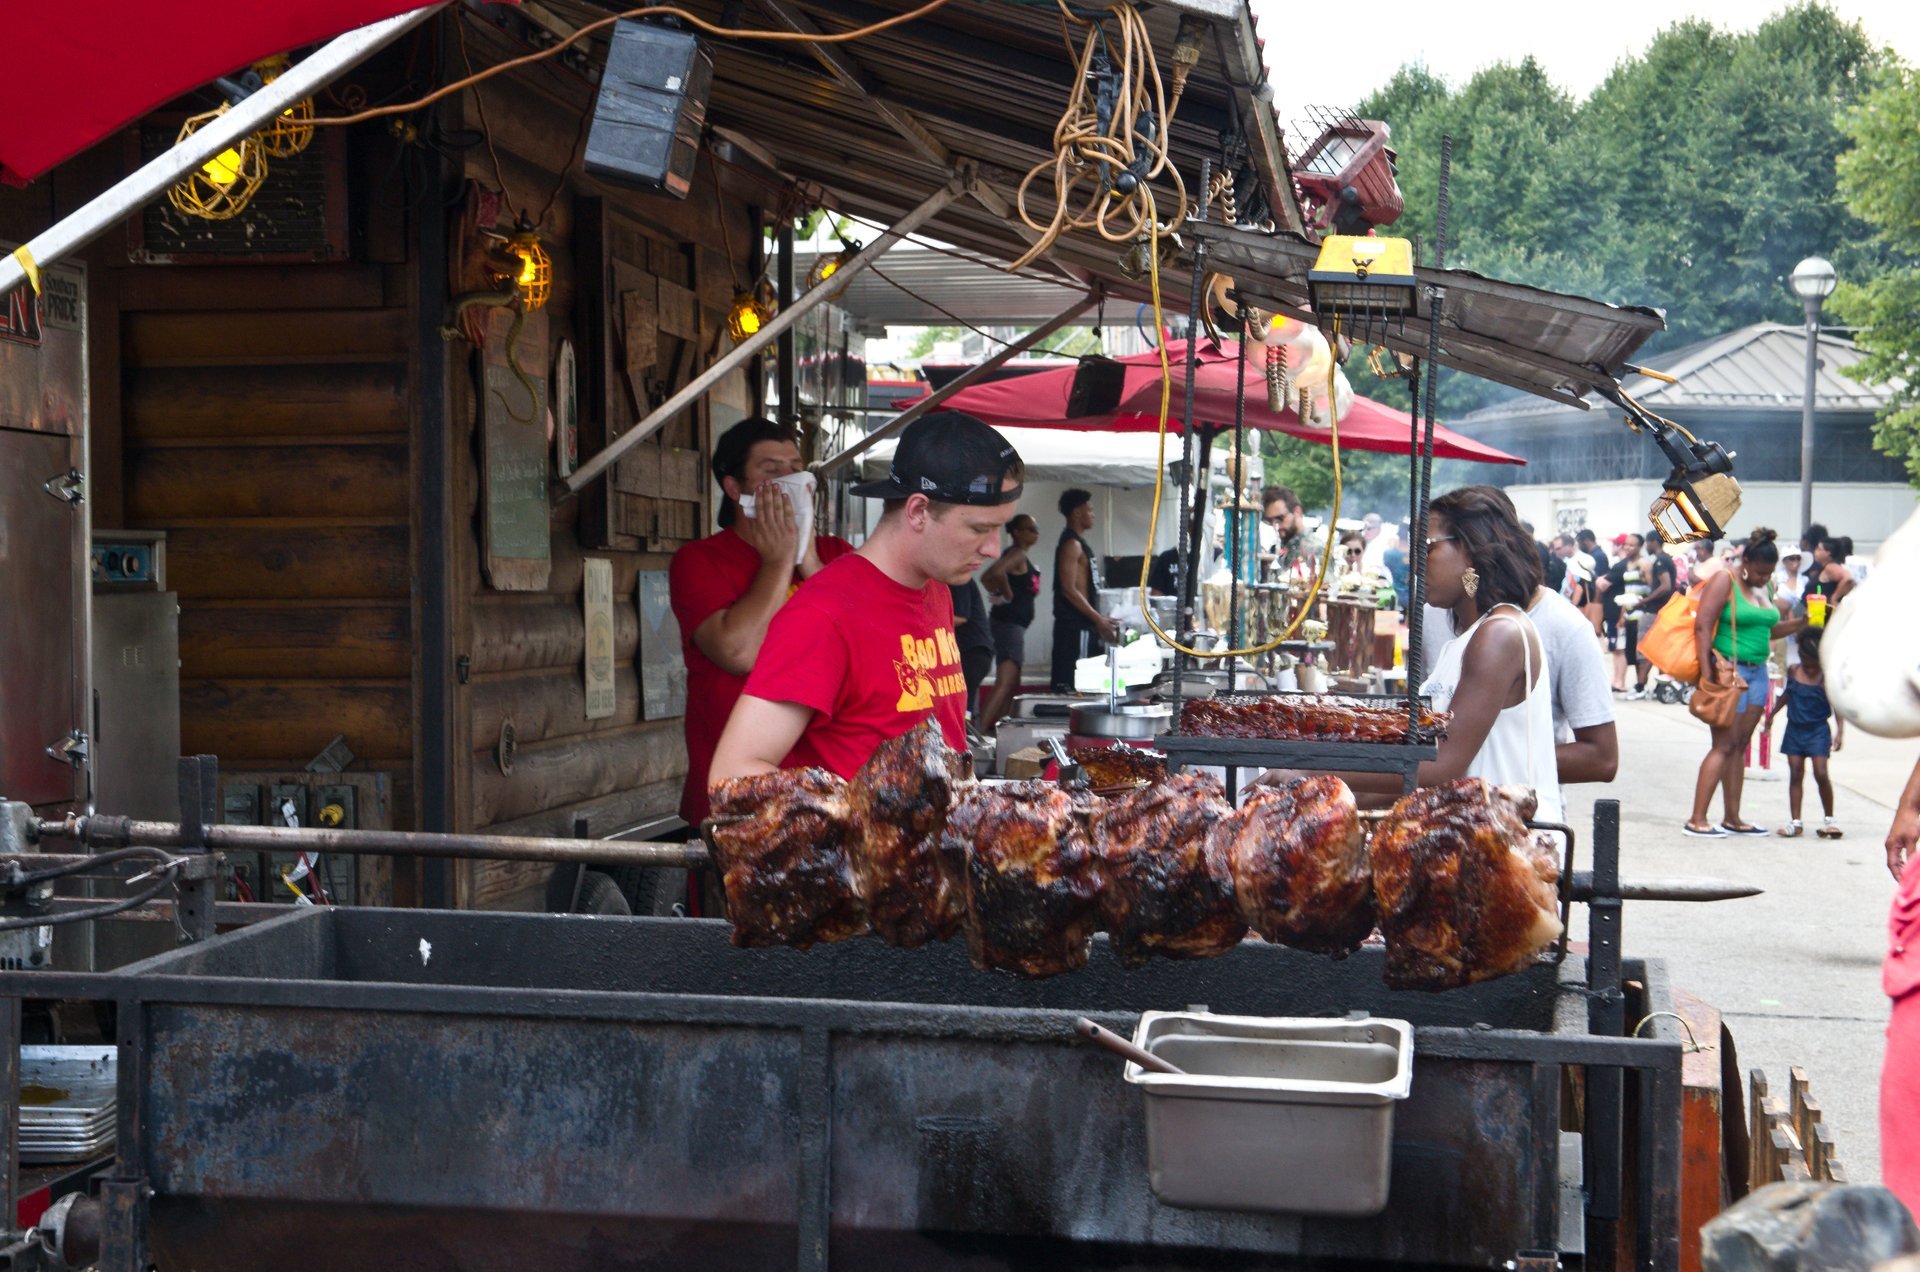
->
xmin=669 ymin=417 xmax=853 ymax=823
xmin=711 ymin=412 xmax=1025 ymax=784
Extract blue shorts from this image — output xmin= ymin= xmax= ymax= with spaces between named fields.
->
xmin=1734 ymin=663 xmax=1769 ymax=713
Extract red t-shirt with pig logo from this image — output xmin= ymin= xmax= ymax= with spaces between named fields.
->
xmin=741 ymin=554 xmax=968 ymax=778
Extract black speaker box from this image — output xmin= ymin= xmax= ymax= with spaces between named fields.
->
xmin=583 ymin=21 xmax=712 ymax=198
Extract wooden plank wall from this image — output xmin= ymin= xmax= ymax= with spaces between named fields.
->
xmin=118 ymin=261 xmax=417 ymax=826
xmin=449 ymin=57 xmax=760 ymax=910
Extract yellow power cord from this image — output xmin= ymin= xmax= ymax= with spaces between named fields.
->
xmin=1133 ymin=187 xmax=1341 ymax=660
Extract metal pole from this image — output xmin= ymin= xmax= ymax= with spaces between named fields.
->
xmin=567 ymin=180 xmax=966 ymax=494
xmin=0 ymin=5 xmax=444 ymax=298
xmin=1799 ymin=295 xmax=1820 ymax=534
xmin=813 ymin=293 xmax=1096 ymax=475
xmin=46 ymin=814 xmax=711 ymax=869
xmin=777 ymin=222 xmax=797 ymax=425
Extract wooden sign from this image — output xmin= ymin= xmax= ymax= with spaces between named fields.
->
xmin=637 ymin=569 xmax=687 ymax=720
xmin=481 ymin=306 xmax=551 ymax=590
xmin=583 ymin=557 xmax=616 ymax=720
xmin=553 ymin=339 xmax=578 ymax=479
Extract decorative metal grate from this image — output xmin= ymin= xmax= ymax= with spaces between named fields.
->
xmin=131 ymin=121 xmax=345 ymax=262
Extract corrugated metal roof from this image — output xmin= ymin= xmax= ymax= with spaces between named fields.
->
xmin=1457 ymin=323 xmax=1890 ymax=424
xmin=545 ymin=0 xmax=1298 ymax=298
xmin=1186 ymin=223 xmax=1666 ymax=408
xmin=796 ymin=244 xmax=1092 ymax=328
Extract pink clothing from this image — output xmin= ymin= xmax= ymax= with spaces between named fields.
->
xmin=1883 ymin=851 xmax=1920 ymax=1211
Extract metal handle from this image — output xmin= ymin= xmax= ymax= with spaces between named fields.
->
xmin=1075 ymin=1017 xmax=1185 ymax=1075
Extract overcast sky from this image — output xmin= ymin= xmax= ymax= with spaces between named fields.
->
xmin=1254 ymin=0 xmax=1920 ymax=125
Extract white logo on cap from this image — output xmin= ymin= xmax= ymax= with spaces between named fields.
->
xmin=920 ymin=476 xmax=938 ymax=490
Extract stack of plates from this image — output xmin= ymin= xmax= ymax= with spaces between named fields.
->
xmin=17 ymin=1046 xmax=116 ymax=1163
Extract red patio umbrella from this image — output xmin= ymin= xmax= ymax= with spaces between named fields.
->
xmin=907 ymin=340 xmax=1524 ymax=465
xmin=0 ymin=2 xmax=476 ymax=185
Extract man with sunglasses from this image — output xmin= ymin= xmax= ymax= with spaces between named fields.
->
xmin=1261 ymin=484 xmax=1322 ymax=582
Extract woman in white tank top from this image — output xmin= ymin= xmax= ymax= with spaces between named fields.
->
xmin=1256 ymin=486 xmax=1563 ymax=821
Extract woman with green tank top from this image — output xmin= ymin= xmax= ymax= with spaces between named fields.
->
xmin=1683 ymin=529 xmax=1808 ymax=837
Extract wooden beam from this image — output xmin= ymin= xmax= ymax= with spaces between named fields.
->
xmin=815 ymin=291 xmax=1098 ymax=475
xmin=563 ymin=179 xmax=964 ymax=495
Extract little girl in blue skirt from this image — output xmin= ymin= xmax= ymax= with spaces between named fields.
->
xmin=1767 ymin=628 xmax=1844 ymax=838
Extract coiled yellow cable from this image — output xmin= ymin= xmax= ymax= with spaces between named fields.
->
xmin=1132 ymin=188 xmax=1341 ymax=660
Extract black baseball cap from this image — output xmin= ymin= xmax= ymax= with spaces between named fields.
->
xmin=851 ymin=411 xmax=1024 ymax=506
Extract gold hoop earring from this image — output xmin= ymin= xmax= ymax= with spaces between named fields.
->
xmin=1462 ymin=566 xmax=1480 ymax=599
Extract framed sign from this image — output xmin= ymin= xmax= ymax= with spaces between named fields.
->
xmin=636 ymin=569 xmax=686 ymax=720
xmin=481 ymin=305 xmax=551 ymax=590
xmin=553 ymin=339 xmax=578 ymax=479
xmin=583 ymin=557 xmax=616 ymax=720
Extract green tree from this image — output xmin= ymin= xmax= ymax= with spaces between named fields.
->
xmin=1345 ymin=5 xmax=1886 ymax=420
xmin=905 ymin=325 xmax=961 ymax=358
xmin=1830 ymin=63 xmax=1920 ymax=485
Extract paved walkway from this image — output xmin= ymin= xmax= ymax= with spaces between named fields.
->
xmin=1564 ymin=696 xmax=1915 ymax=1184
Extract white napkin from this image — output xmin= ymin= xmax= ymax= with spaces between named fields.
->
xmin=738 ymin=470 xmax=817 ymax=564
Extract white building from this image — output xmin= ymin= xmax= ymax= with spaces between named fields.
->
xmin=1450 ymin=323 xmax=1917 ymax=552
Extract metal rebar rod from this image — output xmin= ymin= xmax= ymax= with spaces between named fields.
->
xmin=1406 ymin=136 xmax=1453 ymax=698
xmin=40 ymin=816 xmax=711 ymax=870
xmin=1226 ymin=307 xmax=1248 ymax=651
xmin=566 ymin=179 xmax=965 ymax=494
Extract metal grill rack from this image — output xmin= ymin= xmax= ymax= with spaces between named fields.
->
xmin=1156 ymin=689 xmax=1441 ymax=795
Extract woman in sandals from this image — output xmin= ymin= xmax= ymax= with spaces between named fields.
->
xmin=1683 ymin=528 xmax=1808 ymax=837
xmin=1767 ymin=628 xmax=1844 ymax=839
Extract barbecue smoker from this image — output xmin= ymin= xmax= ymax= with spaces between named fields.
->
xmin=0 ymin=774 xmax=1713 ymax=1272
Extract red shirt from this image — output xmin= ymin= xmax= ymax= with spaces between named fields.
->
xmin=742 ymin=554 xmax=969 ymax=779
xmin=669 ymin=526 xmax=853 ymax=823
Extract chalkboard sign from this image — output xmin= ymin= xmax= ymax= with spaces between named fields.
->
xmin=481 ymin=306 xmax=551 ymax=590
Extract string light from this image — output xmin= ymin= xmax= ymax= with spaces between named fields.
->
xmin=505 ymin=216 xmax=552 ymax=310
xmin=252 ymin=58 xmax=316 ymax=159
xmin=167 ymin=106 xmax=268 ymax=220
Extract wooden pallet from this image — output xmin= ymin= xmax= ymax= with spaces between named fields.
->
xmin=1748 ymin=1067 xmax=1846 ymax=1186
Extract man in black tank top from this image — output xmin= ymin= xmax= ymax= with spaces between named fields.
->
xmin=1051 ymin=488 xmax=1119 ymax=691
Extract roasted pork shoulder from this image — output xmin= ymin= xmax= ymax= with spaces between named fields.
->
xmin=1208 ymin=775 xmax=1374 ymax=956
xmin=940 ymin=781 xmax=1103 ymax=977
xmin=706 ymin=768 xmax=867 ymax=949
xmin=1369 ymin=779 xmax=1563 ymax=990
xmin=1090 ymin=771 xmax=1244 ymax=965
xmin=846 ymin=718 xmax=968 ymax=947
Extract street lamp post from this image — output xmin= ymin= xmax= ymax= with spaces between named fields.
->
xmin=1788 ymin=256 xmax=1837 ymax=535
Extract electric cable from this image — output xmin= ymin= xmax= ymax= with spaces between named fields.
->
xmin=4 ymin=846 xmax=187 ymax=888
xmin=1007 ymin=0 xmax=1190 ymax=271
xmin=0 ymin=876 xmax=176 ymax=934
xmin=306 ymin=0 xmax=963 ymax=130
xmin=1132 ymin=186 xmax=1340 ymax=660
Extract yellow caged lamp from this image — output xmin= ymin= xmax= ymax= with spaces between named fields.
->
xmin=168 ymin=106 xmax=268 ymax=220
xmin=726 ymin=280 xmax=778 ymax=342
xmin=505 ymin=217 xmax=552 ymax=311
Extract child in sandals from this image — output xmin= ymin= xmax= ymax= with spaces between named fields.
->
xmin=1767 ymin=629 xmax=1844 ymax=838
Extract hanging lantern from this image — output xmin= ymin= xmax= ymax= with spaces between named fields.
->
xmin=168 ymin=106 xmax=268 ymax=220
xmin=505 ymin=217 xmax=552 ymax=310
xmin=252 ymin=57 xmax=315 ymax=159
xmin=807 ymin=239 xmax=860 ymax=292
xmin=726 ymin=280 xmax=778 ymax=342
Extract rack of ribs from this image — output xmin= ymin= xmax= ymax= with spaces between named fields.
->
xmin=1090 ymin=771 xmax=1244 ymax=965
xmin=940 ymin=781 xmax=1104 ymax=977
xmin=1369 ymin=778 xmax=1563 ymax=990
xmin=846 ymin=718 xmax=968 ymax=947
xmin=1208 ymin=775 xmax=1375 ymax=957
xmin=705 ymin=768 xmax=867 ymax=949
xmin=1066 ymin=744 xmax=1168 ymax=794
xmin=1180 ymin=695 xmax=1448 ymax=743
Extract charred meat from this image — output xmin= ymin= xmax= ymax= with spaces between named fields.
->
xmin=1067 ymin=745 xmax=1168 ymax=793
xmin=1208 ymin=776 xmax=1374 ymax=957
xmin=706 ymin=768 xmax=866 ymax=949
xmin=941 ymin=781 xmax=1103 ymax=977
xmin=1369 ymin=779 xmax=1562 ymax=990
xmin=846 ymin=718 xmax=968 ymax=947
xmin=1181 ymin=695 xmax=1449 ymax=743
xmin=1090 ymin=772 xmax=1244 ymax=965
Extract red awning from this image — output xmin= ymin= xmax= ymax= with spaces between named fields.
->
xmin=0 ymin=2 xmax=468 ymax=185
xmin=903 ymin=341 xmax=1525 ymax=465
